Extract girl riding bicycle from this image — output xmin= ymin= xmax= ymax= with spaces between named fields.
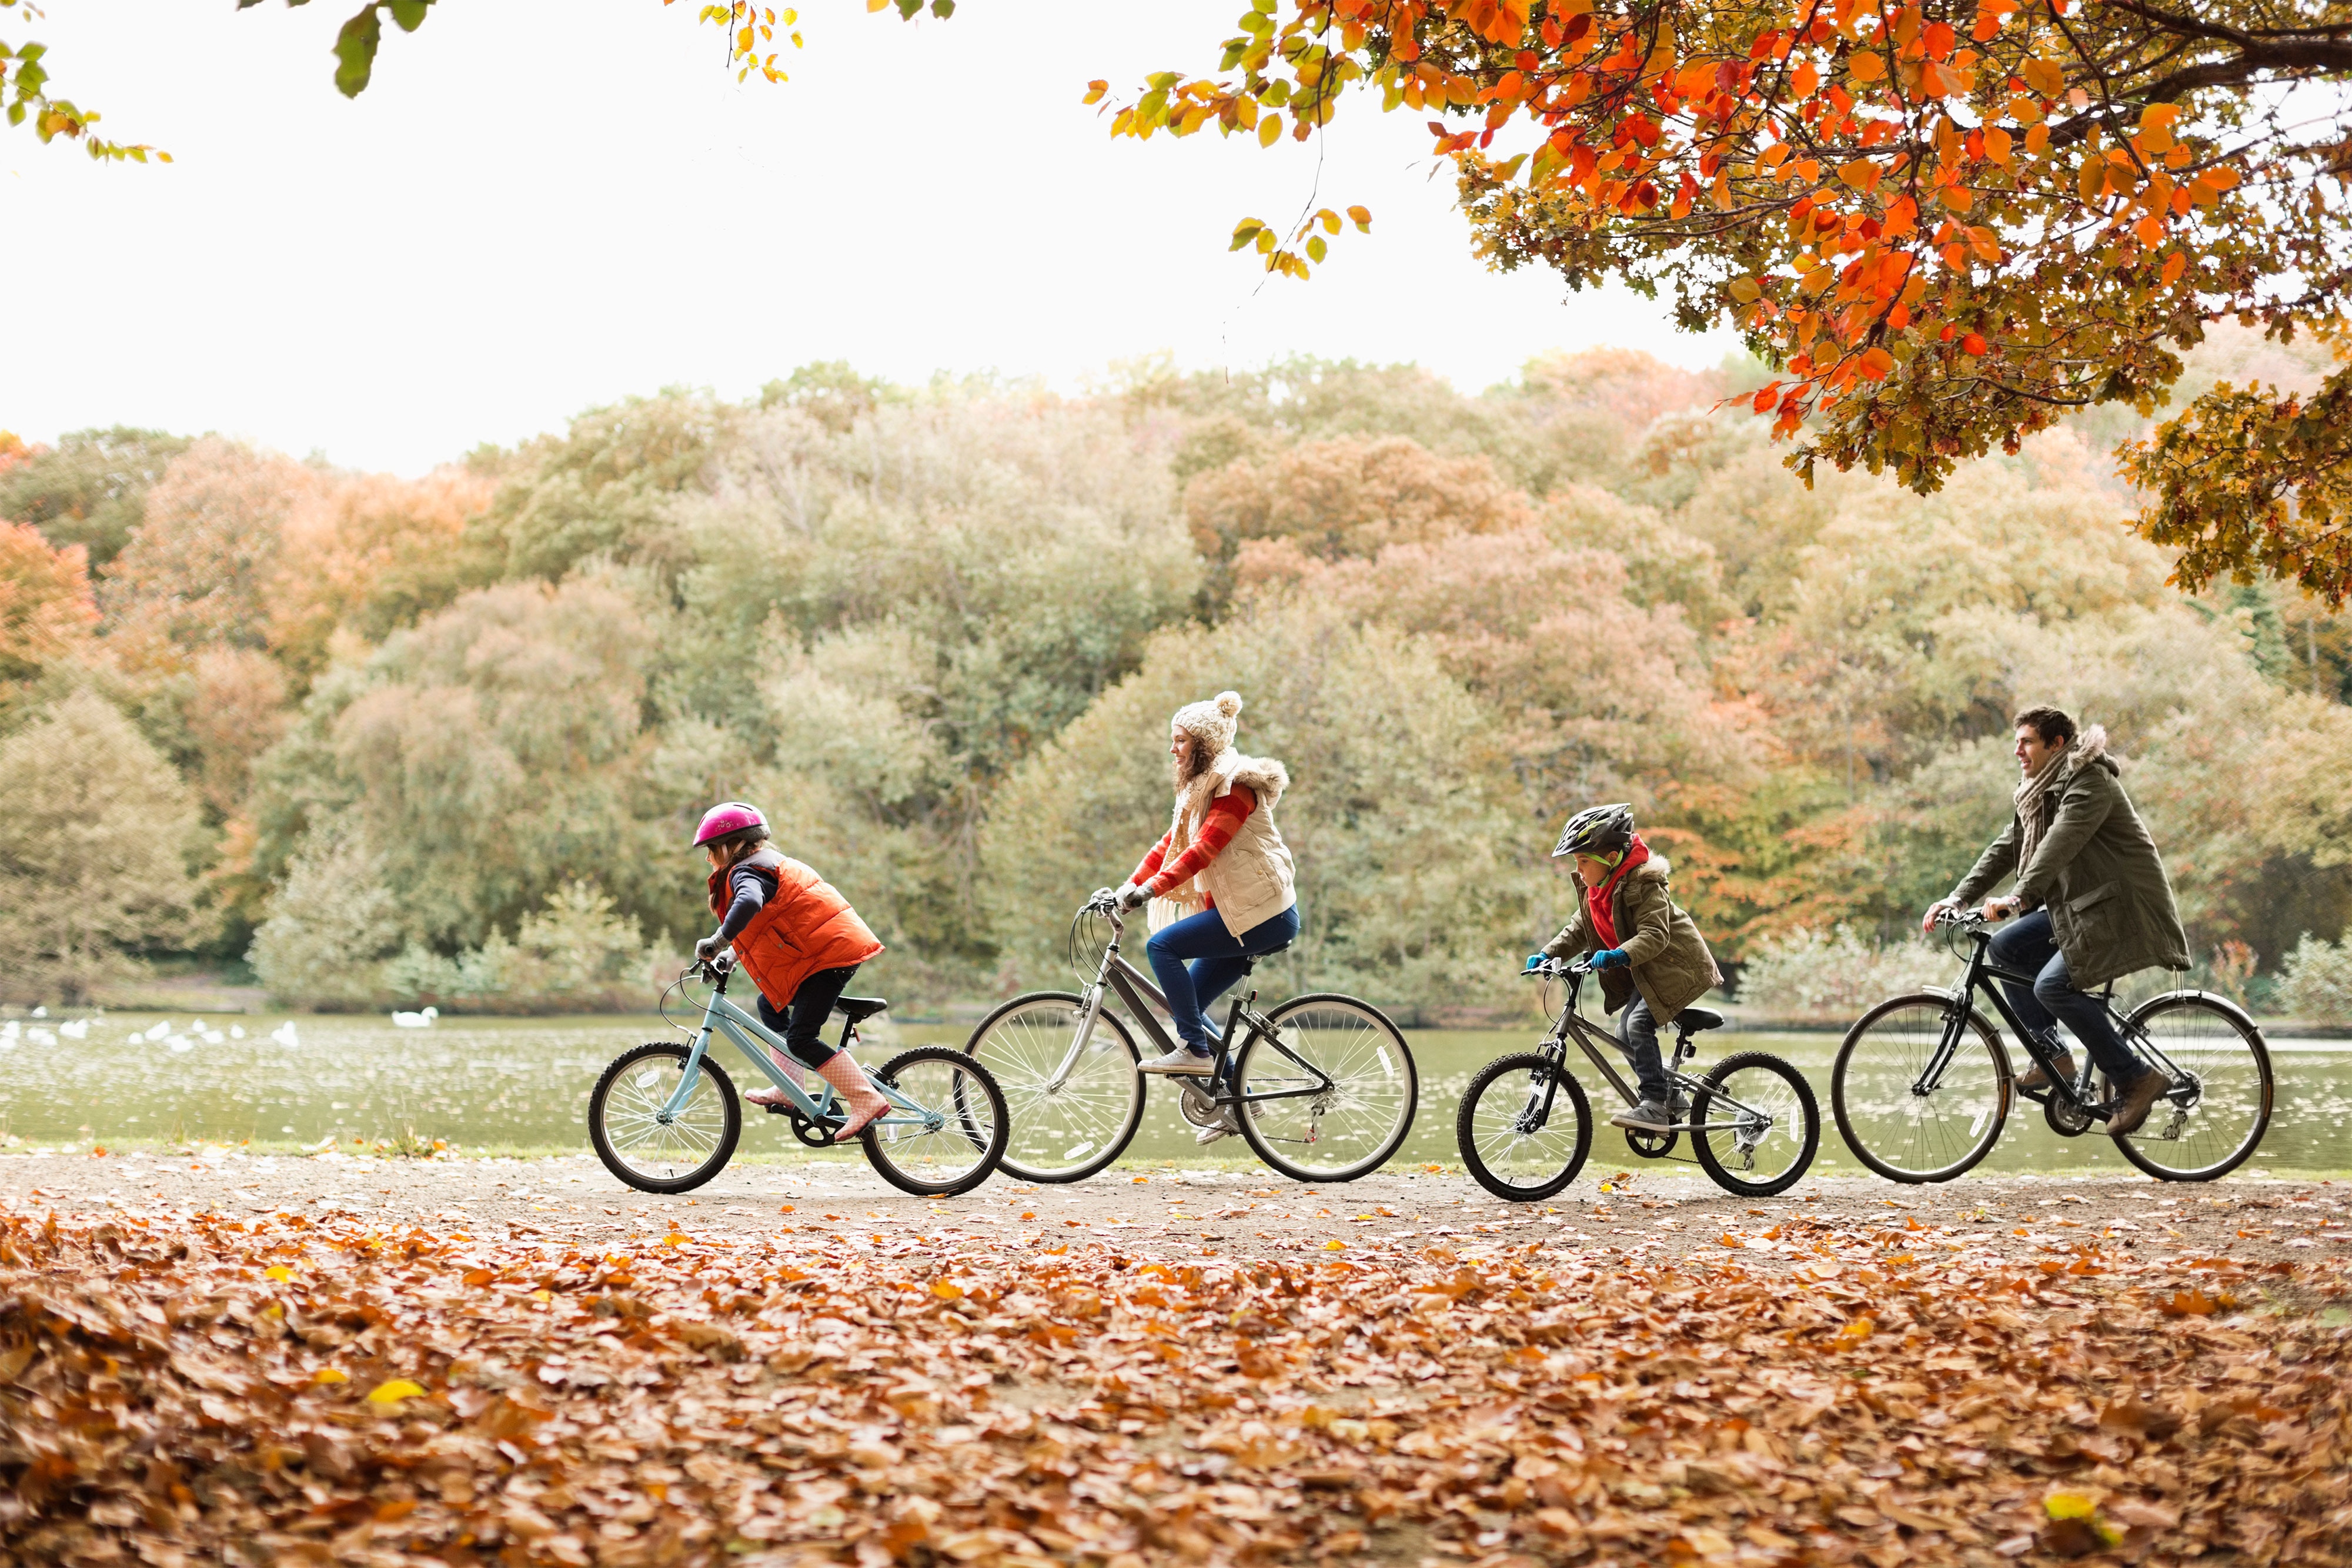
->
xmin=1114 ymin=691 xmax=1301 ymax=1123
xmin=691 ymin=803 xmax=890 ymax=1142
xmin=1534 ymin=803 xmax=1722 ymax=1134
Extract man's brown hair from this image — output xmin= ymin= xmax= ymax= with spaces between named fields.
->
xmin=2013 ymin=706 xmax=2078 ymax=747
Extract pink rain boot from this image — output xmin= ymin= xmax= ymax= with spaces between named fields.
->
xmin=745 ymin=1051 xmax=806 ymax=1109
xmin=816 ymin=1053 xmax=890 ymax=1143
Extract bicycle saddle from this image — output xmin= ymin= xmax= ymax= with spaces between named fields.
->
xmin=1237 ymin=941 xmax=1294 ymax=971
xmin=1673 ymin=1007 xmax=1726 ymax=1036
xmin=831 ymin=996 xmax=890 ymax=1024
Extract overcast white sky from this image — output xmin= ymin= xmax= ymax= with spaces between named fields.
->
xmin=6 ymin=0 xmax=1738 ymax=474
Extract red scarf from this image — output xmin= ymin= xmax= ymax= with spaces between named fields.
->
xmin=1585 ymin=834 xmax=1652 ymax=949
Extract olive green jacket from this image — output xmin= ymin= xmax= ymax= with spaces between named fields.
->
xmin=1950 ymin=730 xmax=2190 ymax=989
xmin=1541 ymin=856 xmax=1723 ymax=1022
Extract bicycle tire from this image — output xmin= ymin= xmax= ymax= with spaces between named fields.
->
xmin=589 ymin=1041 xmax=742 ymax=1194
xmin=1237 ymin=993 xmax=1417 ymax=1182
xmin=860 ymin=1046 xmax=1010 ymax=1198
xmin=2113 ymin=992 xmax=2273 ymax=1182
xmin=1832 ymin=993 xmax=2013 ymax=1183
xmin=959 ymin=990 xmax=1143 ymax=1183
xmin=1457 ymin=1052 xmax=1592 ymax=1202
xmin=1691 ymin=1050 xmax=1819 ymax=1198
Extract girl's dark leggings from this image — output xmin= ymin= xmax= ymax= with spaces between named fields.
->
xmin=756 ymin=964 xmax=860 ymax=1068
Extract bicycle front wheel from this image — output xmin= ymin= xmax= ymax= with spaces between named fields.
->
xmin=1457 ymin=1052 xmax=1591 ymax=1202
xmin=1832 ymin=995 xmax=2012 ymax=1183
xmin=960 ymin=991 xmax=1142 ymax=1183
xmin=861 ymin=1045 xmax=1009 ymax=1198
xmin=1692 ymin=1050 xmax=1819 ymax=1198
xmin=589 ymin=1041 xmax=741 ymax=1194
xmin=1236 ymin=994 xmax=1417 ymax=1182
xmin=2114 ymin=994 xmax=2273 ymax=1181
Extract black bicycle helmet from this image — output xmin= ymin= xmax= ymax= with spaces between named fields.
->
xmin=1553 ymin=803 xmax=1635 ymax=859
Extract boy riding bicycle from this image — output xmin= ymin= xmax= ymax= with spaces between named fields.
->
xmin=1532 ymin=803 xmax=1723 ymax=1133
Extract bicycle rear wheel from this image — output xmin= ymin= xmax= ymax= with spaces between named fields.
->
xmin=1236 ymin=994 xmax=1417 ymax=1182
xmin=960 ymin=991 xmax=1142 ymax=1182
xmin=1457 ymin=1052 xmax=1591 ymax=1202
xmin=1691 ymin=1051 xmax=1819 ymax=1198
xmin=1832 ymin=995 xmax=2012 ymax=1183
xmin=589 ymin=1042 xmax=741 ymax=1194
xmin=2114 ymin=994 xmax=2272 ymax=1181
xmin=861 ymin=1047 xmax=1009 ymax=1197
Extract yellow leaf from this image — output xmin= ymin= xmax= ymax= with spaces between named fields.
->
xmin=1835 ymin=1318 xmax=1875 ymax=1343
xmin=1318 ymin=208 xmax=1341 ymax=234
xmin=2022 ymin=55 xmax=2064 ymax=96
xmin=1325 ymin=1239 xmax=1346 ymax=1251
xmin=313 ymin=1368 xmax=349 ymax=1385
xmin=1728 ymin=278 xmax=1762 ymax=302
xmin=1847 ymin=52 xmax=1886 ymax=83
xmin=1258 ymin=113 xmax=1282 ymax=148
xmin=1083 ymin=79 xmax=1108 ymax=106
xmin=263 ymin=1266 xmax=293 ymax=1282
xmin=1346 ymin=203 xmax=1372 ymax=231
xmin=1838 ymin=158 xmax=1882 ymax=192
xmin=931 ymin=1279 xmax=964 ymax=1299
xmin=2044 ymin=1493 xmax=2099 ymax=1522
xmin=368 ymin=1379 xmax=427 ymax=1405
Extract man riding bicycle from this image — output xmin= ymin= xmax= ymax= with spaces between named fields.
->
xmin=1923 ymin=706 xmax=2190 ymax=1136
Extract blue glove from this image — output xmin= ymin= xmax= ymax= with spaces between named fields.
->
xmin=1591 ymin=948 xmax=1630 ymax=971
xmin=1525 ymin=952 xmax=1548 ymax=972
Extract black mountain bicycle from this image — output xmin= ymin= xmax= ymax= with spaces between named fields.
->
xmin=1831 ymin=911 xmax=2273 ymax=1183
xmin=1456 ymin=955 xmax=1819 ymax=1201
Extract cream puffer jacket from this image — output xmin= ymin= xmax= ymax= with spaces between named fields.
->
xmin=1148 ymin=749 xmax=1298 ymax=940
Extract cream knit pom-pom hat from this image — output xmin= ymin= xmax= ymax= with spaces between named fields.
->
xmin=1171 ymin=690 xmax=1244 ymax=758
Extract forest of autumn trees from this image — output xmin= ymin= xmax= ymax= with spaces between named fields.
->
xmin=5 ymin=341 xmax=2352 ymax=1017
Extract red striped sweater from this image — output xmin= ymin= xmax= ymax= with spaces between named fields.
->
xmin=1128 ymin=787 xmax=1257 ymax=909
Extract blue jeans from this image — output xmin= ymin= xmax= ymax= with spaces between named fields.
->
xmin=1614 ymin=997 xmax=1672 ymax=1104
xmin=1146 ymin=905 xmax=1302 ymax=1052
xmin=1986 ymin=911 xmax=2144 ymax=1086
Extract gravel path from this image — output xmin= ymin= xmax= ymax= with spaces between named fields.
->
xmin=6 ymin=1148 xmax=2346 ymax=1281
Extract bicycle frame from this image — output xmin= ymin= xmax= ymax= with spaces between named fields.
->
xmin=1912 ymin=920 xmax=2194 ymax=1115
xmin=657 ymin=962 xmax=937 ymax=1134
xmin=1062 ymin=904 xmax=1338 ymax=1115
xmin=1528 ymin=965 xmax=1775 ymax=1139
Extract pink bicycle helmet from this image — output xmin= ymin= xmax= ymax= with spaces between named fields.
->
xmin=693 ymin=801 xmax=767 ymax=849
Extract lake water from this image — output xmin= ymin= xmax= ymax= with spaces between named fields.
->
xmin=3 ymin=1009 xmax=2347 ymax=1176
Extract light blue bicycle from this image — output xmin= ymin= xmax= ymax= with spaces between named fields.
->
xmin=588 ymin=955 xmax=1008 ymax=1196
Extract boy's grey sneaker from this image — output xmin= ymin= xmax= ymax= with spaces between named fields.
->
xmin=1140 ymin=1048 xmax=1217 ymax=1076
xmin=2015 ymin=1049 xmax=2076 ymax=1094
xmin=1611 ymin=1098 xmax=1674 ymax=1132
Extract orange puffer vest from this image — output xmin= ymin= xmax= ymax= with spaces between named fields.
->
xmin=707 ymin=847 xmax=883 ymax=1008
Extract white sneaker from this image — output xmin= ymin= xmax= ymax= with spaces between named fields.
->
xmin=1195 ymin=1121 xmax=1234 ymax=1145
xmin=1140 ymin=1048 xmax=1216 ymax=1076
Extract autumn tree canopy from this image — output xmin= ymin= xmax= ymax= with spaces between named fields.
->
xmin=12 ymin=1 xmax=2348 ymax=598
xmin=1104 ymin=0 xmax=2352 ymax=601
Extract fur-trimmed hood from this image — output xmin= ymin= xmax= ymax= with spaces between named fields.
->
xmin=1174 ymin=746 xmax=1289 ymax=828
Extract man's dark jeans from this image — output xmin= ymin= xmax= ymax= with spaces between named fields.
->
xmin=1987 ymin=911 xmax=2145 ymax=1086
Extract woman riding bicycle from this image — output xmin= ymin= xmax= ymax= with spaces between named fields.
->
xmin=1535 ymin=803 xmax=1722 ymax=1134
xmin=1114 ymin=691 xmax=1301 ymax=1114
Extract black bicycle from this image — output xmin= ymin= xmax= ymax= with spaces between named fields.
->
xmin=1831 ymin=912 xmax=2273 ymax=1183
xmin=1456 ymin=956 xmax=1819 ymax=1201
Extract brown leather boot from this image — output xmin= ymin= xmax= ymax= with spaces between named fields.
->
xmin=2015 ymin=1051 xmax=2076 ymax=1094
xmin=2106 ymin=1071 xmax=2170 ymax=1136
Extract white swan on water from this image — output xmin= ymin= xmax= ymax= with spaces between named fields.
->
xmin=270 ymin=1021 xmax=300 ymax=1049
xmin=391 ymin=1005 xmax=439 ymax=1029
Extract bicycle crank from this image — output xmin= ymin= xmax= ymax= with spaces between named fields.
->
xmin=1177 ymin=1082 xmax=1224 ymax=1130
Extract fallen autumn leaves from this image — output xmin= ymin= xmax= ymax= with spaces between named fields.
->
xmin=1 ymin=1206 xmax=2346 ymax=1568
